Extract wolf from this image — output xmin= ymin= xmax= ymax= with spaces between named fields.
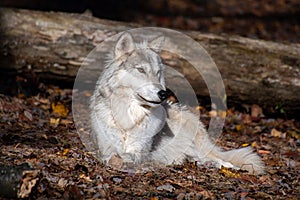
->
xmin=90 ymin=32 xmax=265 ymax=174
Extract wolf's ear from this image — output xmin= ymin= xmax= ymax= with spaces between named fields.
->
xmin=115 ymin=32 xmax=135 ymax=58
xmin=149 ymin=36 xmax=165 ymax=53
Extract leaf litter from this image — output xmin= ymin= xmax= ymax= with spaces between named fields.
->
xmin=0 ymin=83 xmax=299 ymax=199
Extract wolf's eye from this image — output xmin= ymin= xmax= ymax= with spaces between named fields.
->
xmin=137 ymin=68 xmax=146 ymax=74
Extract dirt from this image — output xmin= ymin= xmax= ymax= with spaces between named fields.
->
xmin=0 ymin=80 xmax=299 ymax=199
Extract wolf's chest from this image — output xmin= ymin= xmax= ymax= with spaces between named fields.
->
xmin=119 ymin=105 xmax=167 ymax=138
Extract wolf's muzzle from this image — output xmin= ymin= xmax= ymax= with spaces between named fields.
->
xmin=157 ymin=90 xmax=168 ymax=101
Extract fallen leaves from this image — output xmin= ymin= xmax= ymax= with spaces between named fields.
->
xmin=258 ymin=150 xmax=271 ymax=155
xmin=79 ymin=173 xmax=92 ymax=182
xmin=50 ymin=117 xmax=60 ymax=127
xmin=235 ymin=124 xmax=243 ymax=131
xmin=271 ymin=128 xmax=286 ymax=138
xmin=157 ymin=183 xmax=175 ymax=192
xmin=56 ymin=148 xmax=70 ymax=158
xmin=287 ymin=129 xmax=300 ymax=140
xmin=220 ymin=166 xmax=241 ymax=178
xmin=51 ymin=101 xmax=69 ymax=117
xmin=63 ymin=185 xmax=84 ymax=200
xmin=57 ymin=178 xmax=68 ymax=189
xmin=23 ymin=110 xmax=33 ymax=121
xmin=208 ymin=110 xmax=227 ymax=118
xmin=1 ymin=83 xmax=300 ymax=199
xmin=251 ymin=104 xmax=264 ymax=118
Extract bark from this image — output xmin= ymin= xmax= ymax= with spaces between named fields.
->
xmin=0 ymin=163 xmax=38 ymax=198
xmin=0 ymin=7 xmax=300 ymax=117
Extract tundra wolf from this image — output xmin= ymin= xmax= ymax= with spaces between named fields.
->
xmin=90 ymin=32 xmax=265 ymax=174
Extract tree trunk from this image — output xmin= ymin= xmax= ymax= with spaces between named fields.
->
xmin=129 ymin=0 xmax=300 ymax=17
xmin=0 ymin=8 xmax=299 ymax=117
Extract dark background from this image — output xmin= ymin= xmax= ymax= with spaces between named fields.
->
xmin=1 ymin=0 xmax=299 ymax=43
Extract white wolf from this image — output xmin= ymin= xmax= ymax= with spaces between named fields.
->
xmin=90 ymin=32 xmax=265 ymax=174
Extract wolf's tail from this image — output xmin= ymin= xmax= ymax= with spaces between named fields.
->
xmin=217 ymin=146 xmax=265 ymax=174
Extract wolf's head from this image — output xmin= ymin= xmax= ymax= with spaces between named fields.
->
xmin=100 ymin=32 xmax=168 ymax=108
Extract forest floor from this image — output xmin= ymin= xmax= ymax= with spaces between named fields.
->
xmin=0 ymin=80 xmax=299 ymax=199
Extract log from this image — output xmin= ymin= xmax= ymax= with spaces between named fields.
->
xmin=129 ymin=0 xmax=300 ymax=17
xmin=0 ymin=163 xmax=38 ymax=199
xmin=0 ymin=7 xmax=300 ymax=117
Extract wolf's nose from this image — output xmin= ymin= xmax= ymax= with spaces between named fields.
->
xmin=158 ymin=90 xmax=168 ymax=101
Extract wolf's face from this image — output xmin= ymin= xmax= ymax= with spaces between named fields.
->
xmin=112 ymin=33 xmax=167 ymax=107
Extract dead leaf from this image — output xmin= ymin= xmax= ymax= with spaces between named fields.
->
xmin=251 ymin=141 xmax=258 ymax=148
xmin=209 ymin=110 xmax=226 ymax=118
xmin=198 ymin=190 xmax=214 ymax=199
xmin=84 ymin=91 xmax=92 ymax=97
xmin=24 ymin=110 xmax=33 ymax=121
xmin=236 ymin=124 xmax=243 ymax=131
xmin=271 ymin=128 xmax=286 ymax=138
xmin=57 ymin=178 xmax=68 ymax=189
xmin=218 ymin=110 xmax=227 ymax=118
xmin=37 ymin=97 xmax=50 ymax=104
xmin=111 ymin=177 xmax=122 ymax=184
xmin=63 ymin=185 xmax=84 ymax=200
xmin=114 ymin=186 xmax=126 ymax=193
xmin=56 ymin=148 xmax=69 ymax=158
xmin=209 ymin=110 xmax=217 ymax=117
xmin=196 ymin=106 xmax=204 ymax=111
xmin=62 ymin=148 xmax=70 ymax=156
xmin=41 ymin=134 xmax=48 ymax=140
xmin=241 ymin=143 xmax=249 ymax=147
xmin=287 ymin=130 xmax=300 ymax=140
xmin=251 ymin=104 xmax=263 ymax=118
xmin=220 ymin=166 xmax=241 ymax=178
xmin=157 ymin=183 xmax=175 ymax=192
xmin=60 ymin=119 xmax=73 ymax=125
xmin=258 ymin=150 xmax=271 ymax=154
xmin=18 ymin=93 xmax=25 ymax=99
xmin=51 ymin=101 xmax=68 ymax=117
xmin=50 ymin=117 xmax=60 ymax=128
xmin=242 ymin=114 xmax=252 ymax=124
xmin=177 ymin=193 xmax=185 ymax=200
xmin=79 ymin=174 xmax=92 ymax=182
xmin=240 ymin=191 xmax=249 ymax=198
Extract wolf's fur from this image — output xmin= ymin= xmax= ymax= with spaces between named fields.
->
xmin=90 ymin=32 xmax=265 ymax=174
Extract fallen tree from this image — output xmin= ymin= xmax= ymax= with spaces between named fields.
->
xmin=0 ymin=7 xmax=300 ymax=117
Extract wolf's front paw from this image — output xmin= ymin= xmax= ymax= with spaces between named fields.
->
xmin=122 ymin=153 xmax=136 ymax=163
xmin=123 ymin=152 xmax=145 ymax=164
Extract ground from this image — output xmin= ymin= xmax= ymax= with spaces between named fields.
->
xmin=0 ymin=82 xmax=299 ymax=199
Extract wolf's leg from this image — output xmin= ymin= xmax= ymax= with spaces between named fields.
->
xmin=122 ymin=141 xmax=149 ymax=164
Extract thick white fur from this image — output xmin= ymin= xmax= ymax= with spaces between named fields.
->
xmin=90 ymin=32 xmax=265 ymax=174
